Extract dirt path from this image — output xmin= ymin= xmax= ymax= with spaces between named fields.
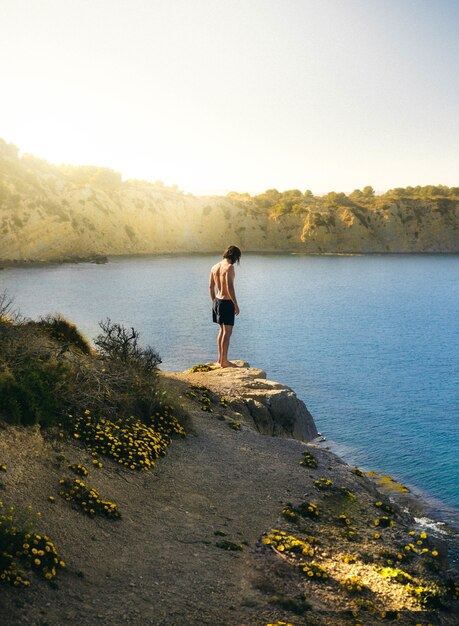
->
xmin=0 ymin=397 xmax=319 ymax=626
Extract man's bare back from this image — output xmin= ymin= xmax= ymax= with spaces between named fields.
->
xmin=210 ymin=260 xmax=234 ymax=300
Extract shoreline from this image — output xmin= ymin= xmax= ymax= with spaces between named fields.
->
xmin=1 ymin=250 xmax=459 ymax=269
xmin=0 ymin=254 xmax=109 ymax=269
xmin=317 ymin=437 xmax=459 ymax=569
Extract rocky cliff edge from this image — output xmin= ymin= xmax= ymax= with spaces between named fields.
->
xmin=167 ymin=360 xmax=318 ymax=443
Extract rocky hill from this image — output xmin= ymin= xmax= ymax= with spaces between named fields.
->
xmin=1 ymin=138 xmax=458 ymax=261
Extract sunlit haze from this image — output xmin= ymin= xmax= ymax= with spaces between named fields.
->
xmin=1 ymin=0 xmax=458 ymax=195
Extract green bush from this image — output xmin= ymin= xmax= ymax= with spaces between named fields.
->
xmin=0 ymin=312 xmax=169 ymax=429
xmin=37 ymin=314 xmax=91 ymax=354
xmin=0 ymin=359 xmax=71 ymax=426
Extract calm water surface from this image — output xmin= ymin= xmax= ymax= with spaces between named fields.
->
xmin=2 ymin=254 xmax=458 ymax=521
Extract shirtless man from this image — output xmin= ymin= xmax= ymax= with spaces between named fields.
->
xmin=209 ymin=245 xmax=241 ymax=367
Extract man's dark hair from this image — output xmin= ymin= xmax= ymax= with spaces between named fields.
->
xmin=223 ymin=245 xmax=242 ymax=264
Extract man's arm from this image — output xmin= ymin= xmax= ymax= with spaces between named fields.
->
xmin=225 ymin=266 xmax=240 ymax=316
xmin=209 ymin=270 xmax=216 ymax=302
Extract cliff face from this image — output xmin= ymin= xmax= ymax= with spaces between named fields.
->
xmin=1 ymin=139 xmax=458 ymax=261
xmin=168 ymin=361 xmax=319 ymax=442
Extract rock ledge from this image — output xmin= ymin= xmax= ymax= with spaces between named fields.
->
xmin=174 ymin=360 xmax=319 ymax=442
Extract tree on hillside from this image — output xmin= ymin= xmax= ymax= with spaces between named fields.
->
xmin=363 ymin=186 xmax=375 ymax=198
xmin=324 ymin=191 xmax=349 ymax=207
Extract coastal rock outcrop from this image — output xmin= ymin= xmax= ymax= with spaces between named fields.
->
xmin=172 ymin=361 xmax=319 ymax=442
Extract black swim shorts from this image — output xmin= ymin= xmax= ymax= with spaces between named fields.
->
xmin=212 ymin=298 xmax=235 ymax=326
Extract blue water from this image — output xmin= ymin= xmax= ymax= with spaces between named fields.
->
xmin=2 ymin=254 xmax=458 ymax=521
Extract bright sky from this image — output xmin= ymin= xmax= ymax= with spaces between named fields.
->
xmin=1 ymin=0 xmax=458 ymax=195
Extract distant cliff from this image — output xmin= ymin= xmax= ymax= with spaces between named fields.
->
xmin=1 ymin=138 xmax=458 ymax=261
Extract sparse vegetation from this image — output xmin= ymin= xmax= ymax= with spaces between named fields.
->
xmin=189 ymin=363 xmax=212 ymax=373
xmin=0 ymin=501 xmax=64 ymax=586
xmin=0 ymin=302 xmax=187 ymax=592
xmin=58 ymin=478 xmax=120 ymax=519
xmin=299 ymin=449 xmax=318 ymax=468
xmin=0 ymin=304 xmax=175 ymax=428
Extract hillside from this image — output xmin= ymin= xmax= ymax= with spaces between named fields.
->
xmin=0 ymin=315 xmax=458 ymax=625
xmin=1 ymin=139 xmax=458 ymax=261
xmin=1 ymin=364 xmax=459 ymax=626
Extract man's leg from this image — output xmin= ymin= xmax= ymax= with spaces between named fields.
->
xmin=217 ymin=325 xmax=224 ymax=364
xmin=220 ymin=324 xmax=234 ymax=367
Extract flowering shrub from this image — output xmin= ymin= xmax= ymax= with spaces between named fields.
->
xmin=228 ymin=421 xmax=241 ymax=430
xmin=68 ymin=408 xmax=184 ymax=471
xmin=341 ymin=526 xmax=358 ymax=541
xmin=0 ymin=501 xmax=64 ymax=586
xmin=281 ymin=505 xmax=298 ymax=522
xmin=300 ymin=561 xmax=328 ymax=580
xmin=314 ymin=477 xmax=333 ymax=490
xmin=377 ymin=566 xmax=413 ymax=585
xmin=185 ymin=384 xmax=213 ymax=412
xmin=339 ymin=486 xmax=355 ymax=498
xmin=352 ymin=467 xmax=365 ymax=477
xmin=262 ymin=530 xmax=314 ymax=557
xmin=340 ymin=576 xmax=367 ymax=593
xmin=296 ymin=501 xmax=320 ymax=519
xmin=314 ymin=478 xmax=354 ymax=498
xmin=407 ymin=582 xmax=444 ymax=608
xmin=402 ymin=542 xmax=420 ymax=557
xmin=58 ymin=478 xmax=120 ymax=519
xmin=299 ymin=450 xmax=318 ymax=468
xmin=373 ymin=516 xmax=394 ymax=528
xmin=341 ymin=553 xmax=357 ymax=564
xmin=68 ymin=463 xmax=88 ymax=476
xmin=336 ymin=514 xmax=357 ymax=540
xmin=374 ymin=501 xmax=395 ymax=515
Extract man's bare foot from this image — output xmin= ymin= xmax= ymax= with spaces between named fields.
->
xmin=220 ymin=360 xmax=236 ymax=368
